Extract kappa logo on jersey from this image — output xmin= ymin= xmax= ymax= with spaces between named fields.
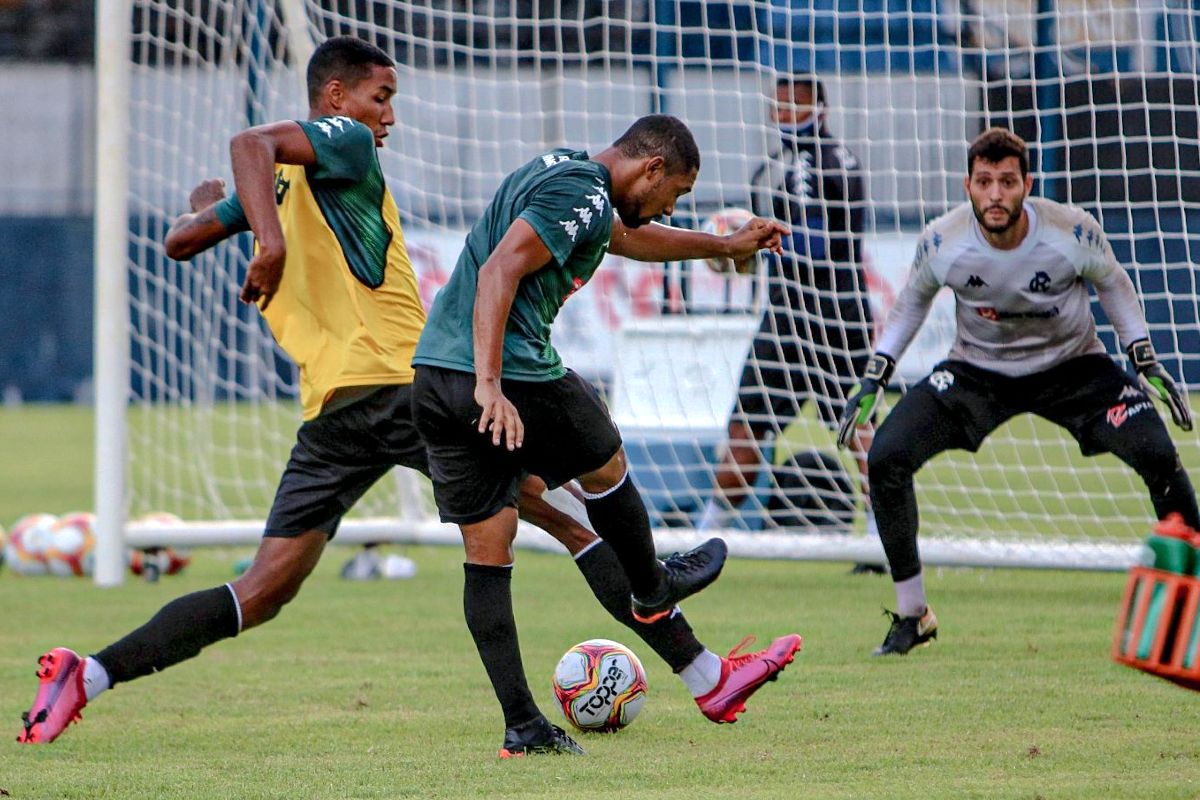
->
xmin=274 ymin=170 xmax=291 ymax=205
xmin=928 ymin=370 xmax=954 ymax=392
xmin=786 ymin=150 xmax=815 ymax=200
xmin=1118 ymin=385 xmax=1144 ymax=401
xmin=311 ymin=116 xmax=352 ymax=138
xmin=542 ymin=153 xmax=571 ymax=168
xmin=1028 ymin=271 xmax=1051 ymax=292
xmin=560 ymin=184 xmax=608 ymax=242
xmin=965 ymin=274 xmax=988 ymax=288
xmin=559 ymin=219 xmax=580 ymax=242
xmin=1107 ymin=400 xmax=1155 ymax=429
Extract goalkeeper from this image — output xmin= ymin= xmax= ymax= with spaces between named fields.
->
xmin=837 ymin=127 xmax=1198 ymax=656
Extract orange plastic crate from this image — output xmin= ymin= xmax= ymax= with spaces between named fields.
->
xmin=1112 ymin=566 xmax=1200 ymax=691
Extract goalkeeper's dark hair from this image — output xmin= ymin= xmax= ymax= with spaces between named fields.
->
xmin=776 ymin=73 xmax=827 ymax=107
xmin=306 ymin=36 xmax=394 ymax=106
xmin=613 ymin=115 xmax=701 ymax=176
xmin=968 ymin=127 xmax=1029 ymax=176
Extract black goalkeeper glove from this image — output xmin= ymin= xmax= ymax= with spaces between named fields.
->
xmin=1128 ymin=338 xmax=1193 ymax=432
xmin=837 ymin=353 xmax=895 ymax=449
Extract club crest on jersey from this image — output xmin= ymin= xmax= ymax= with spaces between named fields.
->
xmin=274 ymin=170 xmax=290 ymax=205
xmin=1028 ymin=271 xmax=1051 ymax=292
xmin=928 ymin=370 xmax=954 ymax=392
xmin=562 ymin=275 xmax=586 ymax=302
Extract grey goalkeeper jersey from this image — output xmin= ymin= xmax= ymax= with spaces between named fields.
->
xmin=875 ymin=197 xmax=1149 ymax=377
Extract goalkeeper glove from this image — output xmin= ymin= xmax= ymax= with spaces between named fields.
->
xmin=1128 ymin=338 xmax=1193 ymax=432
xmin=837 ymin=353 xmax=895 ymax=449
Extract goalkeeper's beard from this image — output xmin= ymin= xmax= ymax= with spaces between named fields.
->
xmin=972 ymin=198 xmax=1023 ymax=235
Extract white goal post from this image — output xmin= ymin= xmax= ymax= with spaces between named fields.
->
xmin=94 ymin=0 xmax=1199 ymax=584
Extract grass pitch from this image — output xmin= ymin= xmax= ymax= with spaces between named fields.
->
xmin=3 ymin=547 xmax=1200 ymax=799
xmin=2 ymin=404 xmax=1200 ymax=797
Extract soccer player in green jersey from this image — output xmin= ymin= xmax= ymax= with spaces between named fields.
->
xmin=19 ymin=39 xmax=798 ymax=755
xmin=412 ymin=115 xmax=804 ymax=756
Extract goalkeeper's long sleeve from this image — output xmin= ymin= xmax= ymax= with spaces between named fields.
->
xmin=1092 ymin=264 xmax=1150 ymax=351
xmin=874 ymin=278 xmax=938 ymax=364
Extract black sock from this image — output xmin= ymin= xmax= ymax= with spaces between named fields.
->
xmin=463 ymin=563 xmax=540 ymax=729
xmin=575 ymin=542 xmax=704 ymax=672
xmin=582 ymin=476 xmax=663 ymax=599
xmin=1146 ymin=458 xmax=1200 ymax=530
xmin=92 ymin=585 xmax=240 ymax=685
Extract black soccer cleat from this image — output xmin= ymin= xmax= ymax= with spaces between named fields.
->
xmin=872 ymin=606 xmax=938 ymax=656
xmin=631 ymin=538 xmax=728 ymax=624
xmin=498 ymin=716 xmax=586 ymax=758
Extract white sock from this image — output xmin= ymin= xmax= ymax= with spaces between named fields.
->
xmin=865 ymin=508 xmax=879 ymax=539
xmin=678 ymin=649 xmax=723 ymax=697
xmin=698 ymin=498 xmax=734 ymax=532
xmin=82 ymin=657 xmax=111 ymax=701
xmin=895 ymin=572 xmax=927 ymax=618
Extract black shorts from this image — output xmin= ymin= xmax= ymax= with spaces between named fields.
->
xmin=734 ymin=300 xmax=873 ymax=433
xmin=411 ymin=366 xmax=623 ymax=525
xmin=874 ymin=354 xmax=1174 ymax=465
xmin=265 ymin=384 xmax=429 ymax=538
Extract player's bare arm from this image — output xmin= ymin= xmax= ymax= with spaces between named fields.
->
xmin=472 ymin=218 xmax=554 ymax=450
xmin=164 ymin=180 xmax=232 ymax=261
xmin=609 ymin=215 xmax=787 ymax=267
xmin=229 ymin=121 xmax=318 ymax=310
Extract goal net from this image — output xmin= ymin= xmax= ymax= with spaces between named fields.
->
xmin=99 ymin=0 xmax=1200 ymax=578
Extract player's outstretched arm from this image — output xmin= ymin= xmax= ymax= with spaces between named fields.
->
xmin=837 ymin=353 xmax=896 ymax=449
xmin=609 ymin=215 xmax=787 ymax=269
xmin=164 ymin=179 xmax=238 ymax=261
xmin=1128 ymin=339 xmax=1194 ymax=431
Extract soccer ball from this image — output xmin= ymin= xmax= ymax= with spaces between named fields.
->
xmin=701 ymin=206 xmax=757 ymax=274
xmin=46 ymin=512 xmax=97 ymax=577
xmin=552 ymin=639 xmax=648 ymax=732
xmin=128 ymin=512 xmax=191 ymax=580
xmin=5 ymin=513 xmax=59 ymax=576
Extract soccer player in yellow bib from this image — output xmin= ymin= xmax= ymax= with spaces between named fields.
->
xmin=19 ymin=36 xmax=791 ymax=754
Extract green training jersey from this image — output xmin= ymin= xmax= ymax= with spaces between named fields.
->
xmin=412 ymin=148 xmax=613 ymax=381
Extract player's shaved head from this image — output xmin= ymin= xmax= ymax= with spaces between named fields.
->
xmin=307 ymin=36 xmax=394 ymax=106
xmin=613 ymin=115 xmax=701 ymax=176
xmin=968 ymin=127 xmax=1029 ymax=176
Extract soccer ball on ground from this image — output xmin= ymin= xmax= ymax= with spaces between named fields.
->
xmin=46 ymin=512 xmax=97 ymax=577
xmin=552 ymin=638 xmax=648 ymax=733
xmin=128 ymin=512 xmax=191 ymax=581
xmin=701 ymin=206 xmax=757 ymax=274
xmin=4 ymin=513 xmax=58 ymax=576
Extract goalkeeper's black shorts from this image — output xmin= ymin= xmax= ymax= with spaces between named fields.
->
xmin=411 ymin=365 xmax=622 ymax=525
xmin=875 ymin=354 xmax=1174 ymax=460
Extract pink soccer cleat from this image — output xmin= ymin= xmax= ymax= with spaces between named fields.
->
xmin=696 ymin=633 xmax=803 ymax=724
xmin=17 ymin=647 xmax=87 ymax=744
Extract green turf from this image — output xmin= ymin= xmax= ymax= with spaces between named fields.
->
xmin=2 ymin=404 xmax=1200 ymax=796
xmin=3 ymin=550 xmax=1200 ymax=798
